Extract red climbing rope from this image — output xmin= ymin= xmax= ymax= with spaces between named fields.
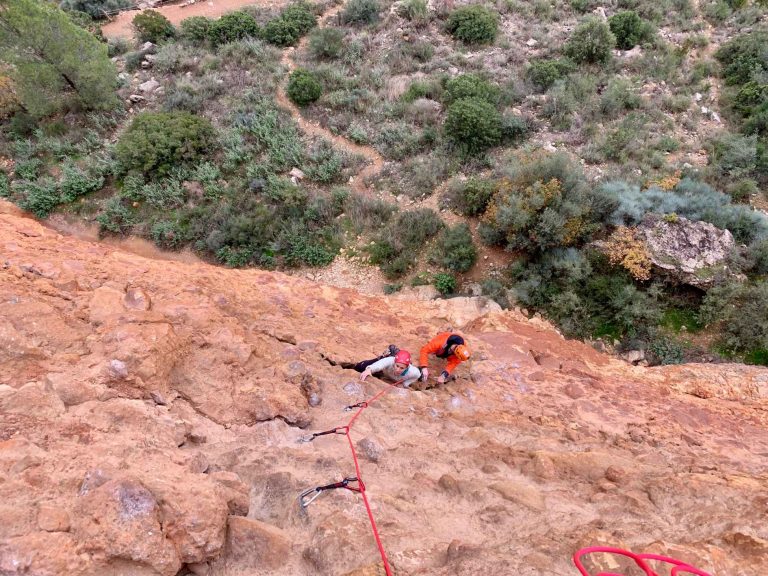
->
xmin=299 ymin=379 xmax=403 ymax=576
xmin=573 ymin=546 xmax=713 ymax=576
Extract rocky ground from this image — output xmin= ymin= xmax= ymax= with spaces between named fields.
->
xmin=0 ymin=207 xmax=767 ymax=576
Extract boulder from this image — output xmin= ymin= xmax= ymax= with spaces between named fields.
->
xmin=637 ymin=215 xmax=736 ymax=288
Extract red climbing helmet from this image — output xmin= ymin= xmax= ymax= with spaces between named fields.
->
xmin=394 ymin=350 xmax=411 ymax=365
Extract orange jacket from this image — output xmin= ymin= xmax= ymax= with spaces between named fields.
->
xmin=419 ymin=332 xmax=465 ymax=375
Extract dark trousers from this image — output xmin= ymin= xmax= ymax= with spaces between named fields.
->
xmin=352 ymin=358 xmax=379 ymax=373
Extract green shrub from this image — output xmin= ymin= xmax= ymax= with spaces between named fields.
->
xmin=501 ymin=113 xmax=530 ymax=144
xmin=304 ymin=139 xmax=343 ymax=183
xmin=727 ymin=179 xmax=759 ymax=202
xmin=286 ymin=69 xmax=322 ymax=106
xmin=283 ymin=231 xmax=337 ymax=266
xmin=599 ymin=77 xmax=642 ymax=118
xmin=715 ymin=31 xmax=768 ymax=87
xmin=647 ymin=336 xmax=685 ymax=365
xmin=280 ymin=1 xmax=317 ymax=33
xmin=565 ymin=17 xmax=616 ymax=64
xmin=445 ymin=5 xmax=499 ymax=45
xmin=308 ymin=27 xmax=344 ymax=60
xmin=432 ymin=223 xmax=477 ymax=273
xmin=180 ymin=16 xmax=212 ymax=44
xmin=369 ymin=208 xmax=443 ymax=278
xmin=140 ymin=179 xmax=186 ymax=208
xmin=434 ymin=272 xmax=457 ymax=295
xmin=444 ymin=97 xmax=503 ymax=154
xmin=480 ymin=152 xmax=613 ymax=253
xmin=97 ymin=197 xmax=134 ymax=234
xmin=604 ymin=178 xmax=768 ymax=245
xmin=60 ymin=0 xmax=133 ymax=19
xmin=60 ymin=164 xmax=104 ymax=202
xmin=16 ymin=177 xmax=60 ymax=218
xmin=456 ymin=177 xmax=495 ymax=216
xmin=263 ymin=3 xmax=317 ymax=47
xmin=0 ymin=173 xmax=9 ymax=198
xmin=14 ymin=158 xmax=42 ymax=181
xmin=608 ymin=11 xmax=654 ymax=50
xmin=527 ymin=58 xmax=575 ymax=92
xmin=444 ymin=73 xmax=500 ymax=104
xmin=710 ymin=133 xmax=757 ymax=180
xmin=107 ymin=37 xmax=131 ymax=57
xmin=115 ymin=111 xmax=217 ymax=175
xmin=208 ymin=11 xmax=259 ymax=47
xmin=132 ymin=10 xmax=175 ymax=43
xmin=701 ymin=281 xmax=768 ymax=353
xmin=341 ymin=0 xmax=380 ymax=25
xmin=151 ymin=220 xmax=186 ymax=249
xmin=401 ymin=77 xmax=444 ymax=102
xmin=398 ymin=0 xmax=429 ymax=23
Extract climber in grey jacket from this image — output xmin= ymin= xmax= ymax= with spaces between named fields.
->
xmin=349 ymin=349 xmax=422 ymax=388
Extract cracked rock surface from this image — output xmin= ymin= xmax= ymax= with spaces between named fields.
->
xmin=0 ymin=210 xmax=766 ymax=576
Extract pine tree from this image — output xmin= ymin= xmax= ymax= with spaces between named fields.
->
xmin=0 ymin=0 xmax=118 ymax=117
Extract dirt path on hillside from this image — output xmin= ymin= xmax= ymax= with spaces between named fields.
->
xmin=100 ymin=0 xmax=290 ymax=39
xmin=274 ymin=4 xmax=386 ymax=197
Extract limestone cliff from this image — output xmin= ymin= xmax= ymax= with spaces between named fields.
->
xmin=0 ymin=210 xmax=766 ymax=576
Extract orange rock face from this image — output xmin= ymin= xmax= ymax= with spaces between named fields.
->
xmin=0 ymin=210 xmax=767 ymax=576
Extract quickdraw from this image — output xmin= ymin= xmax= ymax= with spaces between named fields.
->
xmin=298 ymin=476 xmax=362 ymax=509
xmin=297 ymin=426 xmax=348 ymax=443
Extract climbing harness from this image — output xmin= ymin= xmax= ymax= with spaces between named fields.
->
xmin=299 ymin=476 xmax=361 ymax=509
xmin=573 ymin=546 xmax=713 ymax=576
xmin=297 ymin=378 xmax=405 ymax=576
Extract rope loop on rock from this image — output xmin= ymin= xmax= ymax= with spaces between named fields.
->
xmin=573 ymin=546 xmax=713 ymax=576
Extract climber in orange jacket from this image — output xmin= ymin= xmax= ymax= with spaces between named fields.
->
xmin=418 ymin=332 xmax=471 ymax=385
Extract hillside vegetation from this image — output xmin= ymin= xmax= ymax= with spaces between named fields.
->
xmin=1 ymin=0 xmax=768 ymax=364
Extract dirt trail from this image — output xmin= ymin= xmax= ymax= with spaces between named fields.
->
xmin=275 ymin=4 xmax=386 ymax=197
xmin=100 ymin=0 xmax=290 ymax=39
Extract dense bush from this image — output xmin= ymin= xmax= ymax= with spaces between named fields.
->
xmin=444 ymin=177 xmax=495 ymax=216
xmin=179 ymin=16 xmax=212 ymax=44
xmin=207 ymin=11 xmax=259 ymax=47
xmin=599 ymin=77 xmax=642 ymax=118
xmin=608 ymin=11 xmax=654 ymax=50
xmin=480 ymin=152 xmax=615 ymax=253
xmin=0 ymin=173 xmax=9 ymax=198
xmin=60 ymin=164 xmax=104 ymax=202
xmin=432 ymin=223 xmax=477 ymax=273
xmin=444 ymin=97 xmax=503 ymax=154
xmin=341 ymin=0 xmax=380 ymax=25
xmin=434 ymin=272 xmax=457 ymax=295
xmin=565 ymin=17 xmax=616 ymax=64
xmin=701 ymin=281 xmax=768 ymax=357
xmin=115 ymin=111 xmax=217 ymax=175
xmin=60 ymin=0 xmax=132 ymax=19
xmin=368 ymin=208 xmax=443 ymax=278
xmin=510 ymin=249 xmax=663 ymax=339
xmin=397 ymin=0 xmax=429 ymax=23
xmin=445 ymin=5 xmax=499 ymax=45
xmin=715 ymin=31 xmax=768 ymax=87
xmin=308 ymin=27 xmax=344 ymax=60
xmin=16 ymin=177 xmax=60 ymax=218
xmin=444 ymin=73 xmax=500 ymax=105
xmin=97 ymin=197 xmax=134 ymax=234
xmin=132 ymin=10 xmax=175 ymax=43
xmin=526 ymin=58 xmax=575 ymax=92
xmin=604 ymin=178 xmax=768 ymax=245
xmin=286 ymin=69 xmax=322 ymax=106
xmin=262 ymin=2 xmax=317 ymax=46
